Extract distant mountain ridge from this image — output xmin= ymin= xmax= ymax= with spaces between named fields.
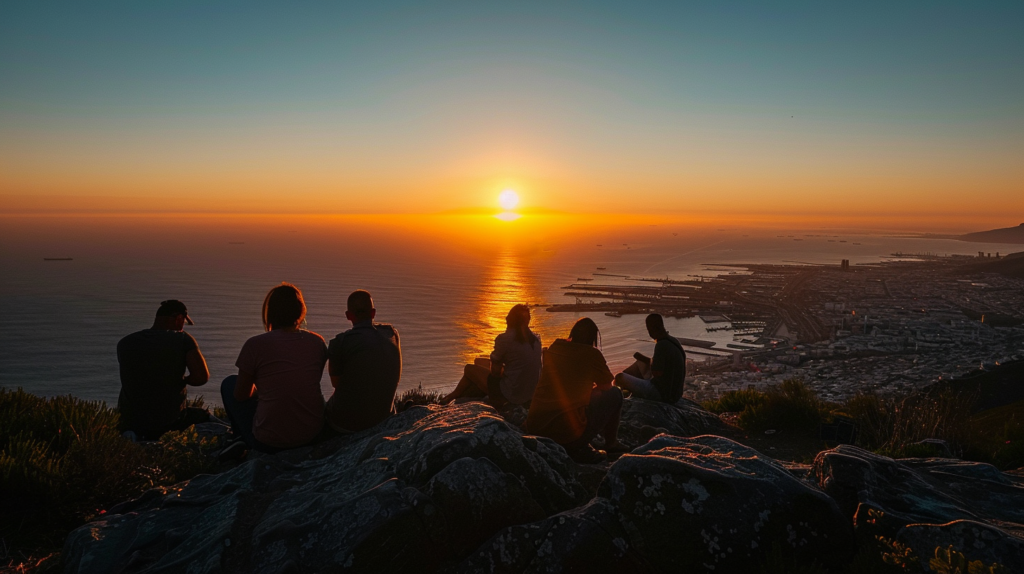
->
xmin=958 ymin=223 xmax=1024 ymax=244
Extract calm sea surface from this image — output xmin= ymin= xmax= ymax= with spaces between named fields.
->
xmin=1 ymin=213 xmax=1017 ymax=407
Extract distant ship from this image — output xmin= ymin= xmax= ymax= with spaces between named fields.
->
xmin=43 ymin=257 xmax=73 ymax=261
xmin=596 ymin=267 xmax=606 ymax=270
xmin=604 ymin=311 xmax=622 ymax=317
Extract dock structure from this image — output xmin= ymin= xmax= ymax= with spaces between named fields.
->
xmin=546 ymin=261 xmax=846 ymax=345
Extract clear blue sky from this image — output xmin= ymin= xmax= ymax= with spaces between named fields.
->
xmin=2 ymin=1 xmax=1022 ymax=220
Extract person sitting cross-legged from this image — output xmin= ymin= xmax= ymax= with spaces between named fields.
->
xmin=523 ymin=317 xmax=627 ymax=463
xmin=614 ymin=313 xmax=687 ymax=404
xmin=324 ymin=290 xmax=402 ymax=434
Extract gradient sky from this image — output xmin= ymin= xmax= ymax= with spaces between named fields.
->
xmin=1 ymin=1 xmax=1022 ymax=222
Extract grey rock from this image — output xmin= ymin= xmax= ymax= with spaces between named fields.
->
xmin=462 ymin=435 xmax=854 ymax=573
xmin=63 ymin=403 xmax=590 ymax=574
xmin=814 ymin=445 xmax=1024 ymax=569
xmin=616 ymin=397 xmax=729 ymax=448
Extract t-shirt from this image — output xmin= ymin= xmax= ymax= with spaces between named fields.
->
xmin=651 ymin=336 xmax=686 ymax=403
xmin=117 ymin=329 xmax=199 ymax=434
xmin=524 ymin=339 xmax=614 ymax=445
xmin=491 ymin=328 xmax=542 ymax=405
xmin=235 ymin=330 xmax=328 ymax=448
xmin=326 ymin=321 xmax=402 ymax=432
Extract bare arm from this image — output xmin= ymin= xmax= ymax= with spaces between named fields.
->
xmin=185 ymin=348 xmax=210 ymax=386
xmin=234 ymin=369 xmax=257 ymax=402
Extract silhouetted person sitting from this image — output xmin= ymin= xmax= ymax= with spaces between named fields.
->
xmin=441 ymin=304 xmax=542 ymax=409
xmin=325 ymin=290 xmax=402 ymax=433
xmin=221 ymin=283 xmax=327 ymax=452
xmin=614 ymin=313 xmax=687 ymax=403
xmin=524 ymin=318 xmax=626 ymax=463
xmin=117 ymin=300 xmax=211 ymax=441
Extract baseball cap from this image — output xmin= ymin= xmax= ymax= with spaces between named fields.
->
xmin=156 ymin=299 xmax=194 ymax=325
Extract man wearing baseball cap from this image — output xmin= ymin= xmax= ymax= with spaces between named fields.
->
xmin=117 ymin=299 xmax=212 ymax=440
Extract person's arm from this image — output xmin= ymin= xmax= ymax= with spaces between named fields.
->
xmin=328 ymin=335 xmax=344 ymax=390
xmin=234 ymin=369 xmax=257 ymax=402
xmin=184 ymin=348 xmax=210 ymax=386
xmin=593 ymin=354 xmax=615 ymax=390
xmin=489 ymin=335 xmax=507 ymax=378
xmin=650 ymin=341 xmax=666 ymax=379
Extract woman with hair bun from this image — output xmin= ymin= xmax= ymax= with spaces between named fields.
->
xmin=524 ymin=317 xmax=626 ymax=463
xmin=221 ymin=283 xmax=327 ymax=452
xmin=441 ymin=304 xmax=542 ymax=408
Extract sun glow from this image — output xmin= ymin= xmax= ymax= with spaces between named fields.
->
xmin=498 ymin=189 xmax=520 ymax=211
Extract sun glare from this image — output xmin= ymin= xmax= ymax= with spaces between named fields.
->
xmin=498 ymin=189 xmax=519 ymax=211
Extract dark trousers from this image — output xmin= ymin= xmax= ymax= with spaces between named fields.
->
xmin=220 ymin=375 xmax=279 ymax=453
xmin=568 ymin=386 xmax=623 ymax=448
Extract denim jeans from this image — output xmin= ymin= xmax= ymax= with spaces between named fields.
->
xmin=616 ymin=372 xmax=663 ymax=401
xmin=220 ymin=375 xmax=278 ymax=453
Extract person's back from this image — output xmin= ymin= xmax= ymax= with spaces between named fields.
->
xmin=326 ymin=290 xmax=402 ymax=432
xmin=525 ymin=338 xmax=612 ymax=444
xmin=236 ymin=329 xmax=328 ymax=448
xmin=491 ymin=327 xmax=542 ymax=405
xmin=651 ymin=335 xmax=686 ymax=403
xmin=117 ymin=300 xmax=210 ymax=439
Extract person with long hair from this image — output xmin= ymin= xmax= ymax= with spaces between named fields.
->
xmin=524 ymin=317 xmax=627 ymax=463
xmin=221 ymin=283 xmax=328 ymax=452
xmin=441 ymin=303 xmax=542 ymax=408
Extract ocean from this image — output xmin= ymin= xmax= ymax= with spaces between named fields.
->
xmin=1 ymin=213 xmax=1017 ymax=408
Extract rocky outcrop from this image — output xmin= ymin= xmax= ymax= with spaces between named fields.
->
xmin=615 ymin=397 xmax=729 ymax=447
xmin=814 ymin=445 xmax=1024 ymax=571
xmin=63 ymin=399 xmax=1024 ymax=573
xmin=63 ymin=403 xmax=590 ymax=574
xmin=460 ymin=435 xmax=855 ymax=573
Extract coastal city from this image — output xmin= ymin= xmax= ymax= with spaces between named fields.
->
xmin=551 ymin=253 xmax=1024 ymax=402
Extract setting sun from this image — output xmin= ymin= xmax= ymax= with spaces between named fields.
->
xmin=498 ymin=189 xmax=519 ymax=211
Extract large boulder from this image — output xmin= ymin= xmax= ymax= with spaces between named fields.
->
xmin=814 ymin=445 xmax=1024 ymax=571
xmin=62 ymin=403 xmax=591 ymax=574
xmin=460 ymin=435 xmax=854 ymax=573
xmin=615 ymin=397 xmax=729 ymax=447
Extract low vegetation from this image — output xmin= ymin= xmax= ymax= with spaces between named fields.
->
xmin=0 ymin=388 xmax=222 ymax=569
xmin=703 ymin=379 xmax=988 ymax=460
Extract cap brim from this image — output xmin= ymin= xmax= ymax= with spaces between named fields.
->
xmin=185 ymin=314 xmax=195 ymax=325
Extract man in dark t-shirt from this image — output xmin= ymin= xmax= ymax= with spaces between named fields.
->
xmin=614 ymin=313 xmax=687 ymax=403
xmin=117 ymin=300 xmax=211 ymax=440
xmin=325 ymin=290 xmax=402 ymax=433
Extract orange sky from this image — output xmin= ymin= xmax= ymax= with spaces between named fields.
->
xmin=2 ymin=3 xmax=1022 ymax=231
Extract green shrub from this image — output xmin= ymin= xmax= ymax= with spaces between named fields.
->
xmin=841 ymin=390 xmax=973 ymax=457
xmin=702 ymin=388 xmax=766 ymax=413
xmin=0 ymin=388 xmax=221 ymax=558
xmin=736 ymin=380 xmax=828 ymax=433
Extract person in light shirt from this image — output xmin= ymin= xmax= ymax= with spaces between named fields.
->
xmin=221 ymin=283 xmax=327 ymax=452
xmin=441 ymin=304 xmax=542 ymax=409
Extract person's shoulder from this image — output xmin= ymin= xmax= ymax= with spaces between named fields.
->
xmin=373 ymin=322 xmax=397 ymax=335
xmin=117 ymin=329 xmax=147 ymax=346
xmin=328 ymin=328 xmax=352 ymax=351
xmin=300 ymin=329 xmax=326 ymax=342
xmin=242 ymin=331 xmax=273 ymax=347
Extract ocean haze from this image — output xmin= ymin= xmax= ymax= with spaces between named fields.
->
xmin=1 ymin=213 xmax=1020 ymax=407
